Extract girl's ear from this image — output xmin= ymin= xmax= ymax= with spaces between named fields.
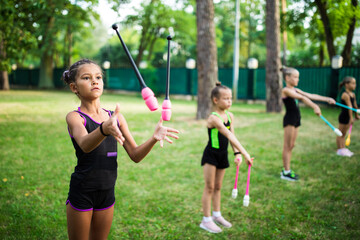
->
xmin=69 ymin=83 xmax=78 ymax=95
xmin=213 ymin=97 xmax=218 ymax=104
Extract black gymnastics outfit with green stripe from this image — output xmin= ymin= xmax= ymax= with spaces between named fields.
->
xmin=201 ymin=111 xmax=231 ymax=169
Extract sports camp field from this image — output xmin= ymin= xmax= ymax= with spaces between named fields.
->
xmin=0 ymin=90 xmax=359 ymax=239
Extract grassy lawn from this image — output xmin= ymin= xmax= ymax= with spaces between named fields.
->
xmin=0 ymin=90 xmax=359 ymax=239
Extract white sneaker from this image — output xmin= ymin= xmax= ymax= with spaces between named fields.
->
xmin=212 ymin=216 xmax=232 ymax=228
xmin=200 ymin=220 xmax=222 ymax=233
xmin=337 ymin=148 xmax=352 ymax=157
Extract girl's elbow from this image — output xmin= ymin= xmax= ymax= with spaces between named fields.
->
xmin=129 ymin=154 xmax=142 ymax=163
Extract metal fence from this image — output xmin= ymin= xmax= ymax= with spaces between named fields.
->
xmin=8 ymin=67 xmax=360 ymax=102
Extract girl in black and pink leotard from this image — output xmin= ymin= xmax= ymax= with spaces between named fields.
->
xmin=62 ymin=59 xmax=179 ymax=240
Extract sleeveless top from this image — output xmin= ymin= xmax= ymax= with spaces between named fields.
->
xmin=339 ymin=92 xmax=356 ymax=124
xmin=68 ymin=108 xmax=118 ymax=192
xmin=207 ymin=111 xmax=231 ymax=151
xmin=283 ymin=90 xmax=301 ymax=120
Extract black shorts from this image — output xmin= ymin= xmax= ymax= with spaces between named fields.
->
xmin=283 ymin=113 xmax=301 ymax=128
xmin=338 ymin=112 xmax=350 ymax=125
xmin=66 ymin=187 xmax=115 ymax=211
xmin=201 ymin=146 xmax=229 ymax=169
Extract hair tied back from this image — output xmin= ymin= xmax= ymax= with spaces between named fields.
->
xmin=63 ymin=70 xmax=69 ymax=81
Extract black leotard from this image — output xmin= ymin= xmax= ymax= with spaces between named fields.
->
xmin=338 ymin=92 xmax=356 ymax=124
xmin=201 ymin=111 xmax=231 ymax=169
xmin=283 ymin=93 xmax=301 ymax=128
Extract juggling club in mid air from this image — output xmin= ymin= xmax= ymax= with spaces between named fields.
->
xmin=162 ymin=36 xmax=172 ymax=121
xmin=112 ymin=24 xmax=158 ymax=111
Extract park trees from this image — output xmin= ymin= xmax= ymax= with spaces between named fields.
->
xmin=0 ymin=0 xmax=37 ymax=90
xmin=35 ymin=0 xmax=99 ymax=88
xmin=196 ymin=0 xmax=218 ymax=119
xmin=286 ymin=0 xmax=360 ymax=67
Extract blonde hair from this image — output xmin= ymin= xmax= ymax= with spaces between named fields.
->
xmin=280 ymin=66 xmax=297 ymax=80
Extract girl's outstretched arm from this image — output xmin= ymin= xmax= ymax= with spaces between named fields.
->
xmin=208 ymin=115 xmax=253 ymax=166
xmin=295 ymin=88 xmax=335 ymax=104
xmin=283 ymin=88 xmax=321 ymax=116
xmin=120 ymin=114 xmax=179 ymax=163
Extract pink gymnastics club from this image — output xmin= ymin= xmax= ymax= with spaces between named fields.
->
xmin=162 ymin=36 xmax=172 ymax=121
xmin=112 ymin=24 xmax=158 ymax=111
xmin=243 ymin=160 xmax=253 ymax=207
xmin=231 ymin=164 xmax=240 ymax=199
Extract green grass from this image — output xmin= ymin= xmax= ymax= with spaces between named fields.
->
xmin=0 ymin=90 xmax=359 ymax=239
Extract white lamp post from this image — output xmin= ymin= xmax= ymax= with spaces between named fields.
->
xmin=186 ymin=58 xmax=196 ymax=98
xmin=247 ymin=58 xmax=258 ymax=100
xmin=330 ymin=55 xmax=343 ymax=99
xmin=247 ymin=58 xmax=258 ymax=69
xmin=103 ymin=61 xmax=111 ymax=89
xmin=331 ymin=55 xmax=343 ymax=69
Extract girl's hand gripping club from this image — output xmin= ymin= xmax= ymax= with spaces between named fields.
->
xmin=112 ymin=24 xmax=158 ymax=111
xmin=162 ymin=36 xmax=172 ymax=121
xmin=346 ymin=124 xmax=352 ymax=146
xmin=232 ymin=163 xmax=240 ymax=199
xmin=320 ymin=115 xmax=343 ymax=136
xmin=243 ymin=159 xmax=253 ymax=207
xmin=335 ymin=102 xmax=360 ymax=114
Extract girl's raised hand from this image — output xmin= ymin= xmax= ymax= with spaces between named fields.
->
xmin=103 ymin=104 xmax=125 ymax=145
xmin=153 ymin=117 xmax=179 ymax=147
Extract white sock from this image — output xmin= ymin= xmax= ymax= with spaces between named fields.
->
xmin=213 ymin=211 xmax=221 ymax=217
xmin=203 ymin=216 xmax=212 ymax=222
xmin=284 ymin=170 xmax=291 ymax=174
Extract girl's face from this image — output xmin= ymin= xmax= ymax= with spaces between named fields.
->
xmin=346 ymin=78 xmax=356 ymax=91
xmin=71 ymin=63 xmax=103 ymax=99
xmin=214 ymin=88 xmax=232 ymax=110
xmin=286 ymin=70 xmax=299 ymax=87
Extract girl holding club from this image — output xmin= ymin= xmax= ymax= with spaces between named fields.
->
xmin=200 ymin=82 xmax=253 ymax=233
xmin=62 ymin=59 xmax=179 ymax=240
xmin=336 ymin=76 xmax=359 ymax=157
xmin=281 ymin=67 xmax=335 ymax=181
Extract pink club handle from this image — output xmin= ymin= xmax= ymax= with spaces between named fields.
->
xmin=245 ymin=164 xmax=251 ymax=195
xmin=233 ymin=164 xmax=240 ymax=189
xmin=161 ymin=99 xmax=172 ymax=121
xmin=141 ymin=87 xmax=159 ymax=111
xmin=349 ymin=124 xmax=353 ymax=134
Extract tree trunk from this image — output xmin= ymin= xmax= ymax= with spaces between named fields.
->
xmin=266 ymin=0 xmax=282 ymax=113
xmin=196 ymin=0 xmax=218 ymax=119
xmin=315 ymin=0 xmax=336 ymax=60
xmin=0 ymin=71 xmax=9 ymax=90
xmin=281 ymin=0 xmax=287 ymax=66
xmin=64 ymin=24 xmax=73 ymax=67
xmin=341 ymin=0 xmax=358 ymax=66
xmin=0 ymin=39 xmax=10 ymax=90
xmin=39 ymin=16 xmax=55 ymax=88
